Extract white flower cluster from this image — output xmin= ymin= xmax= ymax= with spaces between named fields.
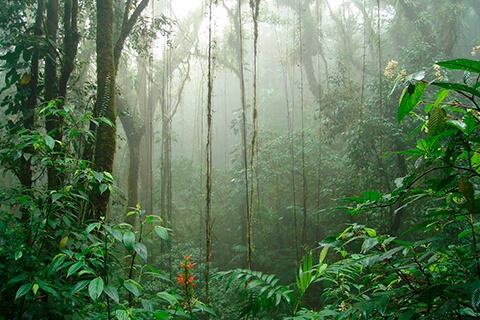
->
xmin=384 ymin=59 xmax=398 ymax=78
xmin=472 ymin=45 xmax=480 ymax=57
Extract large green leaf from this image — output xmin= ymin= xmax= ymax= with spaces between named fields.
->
xmin=67 ymin=261 xmax=83 ymax=277
xmin=398 ymin=82 xmax=426 ymax=123
xmin=123 ymin=231 xmax=135 ymax=250
xmin=436 ymin=58 xmax=480 ymax=74
xmin=104 ymin=285 xmax=119 ymax=303
xmin=15 ymin=283 xmax=32 ymax=300
xmin=124 ymin=280 xmax=143 ymax=297
xmin=154 ymin=226 xmax=170 ymax=244
xmin=433 ymin=82 xmax=480 ymax=98
xmin=133 ymin=242 xmax=148 ymax=261
xmin=88 ymin=277 xmax=104 ymax=301
xmin=70 ymin=280 xmax=90 ymax=295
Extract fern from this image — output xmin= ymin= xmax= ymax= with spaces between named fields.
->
xmin=214 ymin=269 xmax=293 ymax=317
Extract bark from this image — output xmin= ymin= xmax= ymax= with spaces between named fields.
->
xmin=118 ymin=97 xmax=145 ymax=226
xmin=91 ymin=0 xmax=116 ymax=220
xmin=114 ymin=0 xmax=149 ymax=69
xmin=19 ymin=0 xmax=44 ymax=222
xmin=45 ymin=0 xmax=59 ymax=190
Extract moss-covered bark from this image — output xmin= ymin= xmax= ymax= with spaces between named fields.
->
xmin=91 ymin=0 xmax=116 ymax=220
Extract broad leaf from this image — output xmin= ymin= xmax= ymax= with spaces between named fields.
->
xmin=123 ymin=231 xmax=135 ymax=250
xmin=104 ymin=285 xmax=119 ymax=303
xmin=124 ymin=280 xmax=142 ymax=297
xmin=70 ymin=280 xmax=90 ymax=295
xmin=88 ymin=277 xmax=104 ymax=301
xmin=398 ymin=82 xmax=426 ymax=123
xmin=436 ymin=58 xmax=480 ymax=74
xmin=433 ymin=82 xmax=480 ymax=98
xmin=154 ymin=226 xmax=169 ymax=244
xmin=115 ymin=309 xmax=129 ymax=320
xmin=15 ymin=283 xmax=32 ymax=300
xmin=133 ymin=242 xmax=148 ymax=261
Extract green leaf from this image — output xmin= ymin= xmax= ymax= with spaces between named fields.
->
xmin=115 ymin=309 xmax=130 ymax=320
xmin=14 ymin=250 xmax=23 ymax=260
xmin=67 ymin=261 xmax=83 ymax=277
xmin=104 ymin=285 xmax=120 ymax=303
xmin=44 ymin=135 xmax=55 ymax=150
xmin=124 ymin=280 xmax=143 ymax=297
xmin=85 ymin=222 xmax=100 ymax=235
xmin=362 ymin=190 xmax=380 ymax=201
xmin=153 ymin=311 xmax=171 ymax=319
xmin=92 ymin=171 xmax=104 ymax=183
xmin=428 ymin=105 xmax=447 ymax=136
xmin=51 ymin=193 xmax=63 ymax=203
xmin=398 ymin=82 xmax=426 ymax=123
xmin=70 ymin=280 xmax=90 ymax=295
xmin=123 ymin=231 xmax=135 ymax=250
xmin=15 ymin=283 xmax=32 ymax=300
xmin=88 ymin=277 xmax=104 ymax=301
xmin=319 ymin=246 xmax=329 ymax=265
xmin=433 ymin=82 xmax=480 ymax=98
xmin=364 ymin=227 xmax=376 ymax=237
xmin=37 ymin=279 xmax=58 ymax=297
xmin=156 ymin=291 xmax=179 ymax=306
xmin=154 ymin=226 xmax=170 ymax=244
xmin=51 ymin=254 xmax=67 ymax=273
xmin=133 ymin=242 xmax=148 ymax=261
xmin=418 ymin=283 xmax=449 ymax=305
xmin=434 ymin=88 xmax=450 ymax=107
xmin=32 ymin=283 xmax=39 ymax=296
xmin=99 ymin=183 xmax=108 ymax=194
xmin=361 ymin=237 xmax=378 ymax=253
xmin=195 ymin=302 xmax=219 ymax=317
xmin=436 ymin=58 xmax=480 ymax=74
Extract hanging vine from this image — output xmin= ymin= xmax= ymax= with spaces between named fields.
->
xmin=298 ymin=0 xmax=308 ymax=249
xmin=237 ymin=0 xmax=251 ymax=270
xmin=248 ymin=0 xmax=261 ymax=271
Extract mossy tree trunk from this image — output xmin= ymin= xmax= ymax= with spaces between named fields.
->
xmin=91 ymin=0 xmax=116 ymax=220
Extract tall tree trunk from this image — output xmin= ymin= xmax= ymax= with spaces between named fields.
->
xmin=118 ymin=97 xmax=145 ymax=226
xmin=237 ymin=0 xmax=251 ymax=270
xmin=19 ymin=0 xmax=44 ymax=222
xmin=45 ymin=0 xmax=59 ymax=190
xmin=91 ymin=0 xmax=116 ymax=220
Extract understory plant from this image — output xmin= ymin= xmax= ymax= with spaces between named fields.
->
xmin=216 ymin=55 xmax=480 ymax=319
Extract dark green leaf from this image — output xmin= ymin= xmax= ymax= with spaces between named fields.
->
xmin=436 ymin=58 xmax=480 ymax=74
xmin=15 ymin=283 xmax=32 ymax=300
xmin=433 ymin=82 xmax=480 ymax=98
xmin=70 ymin=280 xmax=90 ymax=295
xmin=67 ymin=261 xmax=83 ymax=277
xmin=398 ymin=82 xmax=426 ymax=123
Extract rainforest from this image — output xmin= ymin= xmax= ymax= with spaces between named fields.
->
xmin=1 ymin=0 xmax=480 ymax=319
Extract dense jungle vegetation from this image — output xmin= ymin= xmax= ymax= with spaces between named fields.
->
xmin=1 ymin=0 xmax=480 ymax=319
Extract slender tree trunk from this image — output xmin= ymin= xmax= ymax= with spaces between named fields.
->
xmin=237 ymin=0 xmax=251 ymax=270
xmin=45 ymin=0 xmax=59 ymax=190
xmin=19 ymin=0 xmax=44 ymax=222
xmin=205 ymin=0 xmax=214 ymax=306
